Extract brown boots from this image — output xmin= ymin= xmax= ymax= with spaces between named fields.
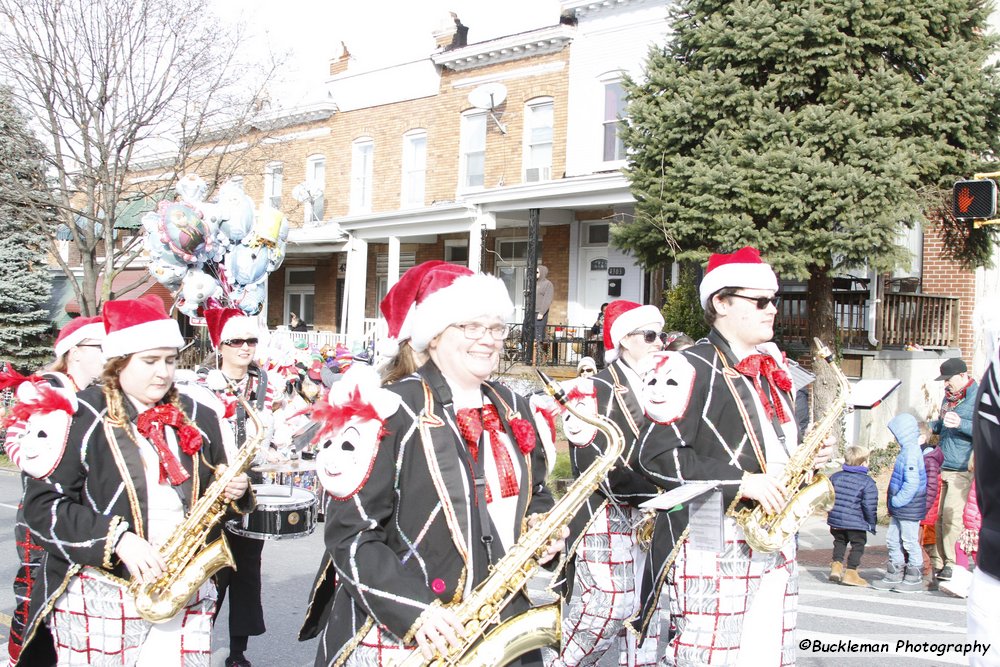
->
xmin=830 ymin=562 xmax=868 ymax=587
xmin=841 ymin=568 xmax=869 ymax=587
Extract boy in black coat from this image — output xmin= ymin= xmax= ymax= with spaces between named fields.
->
xmin=827 ymin=446 xmax=878 ymax=586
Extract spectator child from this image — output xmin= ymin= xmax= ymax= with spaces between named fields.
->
xmin=920 ymin=427 xmax=943 ymax=577
xmin=827 ymin=445 xmax=879 ymax=587
xmin=872 ymin=413 xmax=928 ymax=593
xmin=827 ymin=445 xmax=878 ymax=586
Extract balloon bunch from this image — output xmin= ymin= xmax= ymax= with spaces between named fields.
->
xmin=142 ymin=174 xmax=289 ymax=316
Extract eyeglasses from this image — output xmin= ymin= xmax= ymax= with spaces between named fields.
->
xmin=729 ymin=294 xmax=781 ymax=310
xmin=450 ymin=323 xmax=510 ymax=341
xmin=579 ymin=368 xmax=596 ymax=376
xmin=221 ymin=338 xmax=259 ymax=348
xmin=629 ymin=330 xmax=669 ymax=345
xmin=76 ymin=343 xmax=103 ymax=349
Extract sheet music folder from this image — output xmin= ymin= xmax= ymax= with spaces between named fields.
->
xmin=640 ymin=482 xmax=723 ymax=552
xmin=850 ymin=379 xmax=902 ymax=409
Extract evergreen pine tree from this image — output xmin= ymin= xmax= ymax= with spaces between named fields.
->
xmin=0 ymin=86 xmax=55 ymax=371
xmin=620 ymin=0 xmax=1000 ymax=349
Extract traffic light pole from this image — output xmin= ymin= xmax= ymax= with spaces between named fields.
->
xmin=972 ymin=171 xmax=1000 ymax=227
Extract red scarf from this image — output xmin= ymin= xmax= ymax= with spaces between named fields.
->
xmin=943 ymin=376 xmax=974 ymax=413
xmin=136 ymin=405 xmax=202 ymax=486
xmin=734 ymin=353 xmax=793 ymax=424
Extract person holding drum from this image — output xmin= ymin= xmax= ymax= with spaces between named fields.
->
xmin=19 ymin=295 xmax=252 ymax=665
xmin=299 ymin=262 xmax=565 ymax=666
xmin=201 ymin=307 xmax=278 ymax=667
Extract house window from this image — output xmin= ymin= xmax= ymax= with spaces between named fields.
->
xmin=265 ymin=162 xmax=283 ymax=209
xmin=523 ymin=98 xmax=553 ymax=183
xmin=445 ymin=239 xmax=469 ymax=264
xmin=401 ymin=130 xmax=427 ymax=208
xmin=494 ymin=238 xmax=529 ymax=321
xmin=460 ymin=111 xmax=487 ymax=189
xmin=285 ymin=268 xmax=316 ymax=326
xmin=351 ymin=138 xmax=374 ymax=214
xmin=584 ymin=222 xmax=610 ymax=245
xmin=305 ymin=154 xmax=326 ymax=222
xmin=603 ymin=81 xmax=626 ymax=162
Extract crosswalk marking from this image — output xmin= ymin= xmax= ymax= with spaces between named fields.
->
xmin=802 ymin=586 xmax=967 ymax=612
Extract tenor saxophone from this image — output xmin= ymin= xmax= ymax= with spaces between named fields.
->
xmin=728 ymin=338 xmax=850 ymax=553
xmin=395 ymin=370 xmax=626 ymax=667
xmin=128 ymin=382 xmax=265 ymax=623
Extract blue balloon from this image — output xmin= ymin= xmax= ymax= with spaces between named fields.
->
xmin=226 ymin=242 xmax=270 ymax=286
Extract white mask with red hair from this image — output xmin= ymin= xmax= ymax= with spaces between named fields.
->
xmin=3 ymin=379 xmax=78 ymax=478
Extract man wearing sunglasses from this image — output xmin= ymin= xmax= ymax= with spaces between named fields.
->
xmin=200 ymin=308 xmax=277 ymax=667
xmin=637 ymin=246 xmax=835 ymax=665
xmin=551 ymin=300 xmax=666 ymax=667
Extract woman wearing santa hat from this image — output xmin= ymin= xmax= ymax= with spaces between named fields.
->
xmin=4 ymin=315 xmax=106 ymax=666
xmin=636 ymin=246 xmax=835 ymax=665
xmin=299 ymin=261 xmax=564 ymax=666
xmin=198 ymin=307 xmax=277 ymax=667
xmin=549 ymin=300 xmax=666 ymax=667
xmin=18 ymin=295 xmax=253 ymax=666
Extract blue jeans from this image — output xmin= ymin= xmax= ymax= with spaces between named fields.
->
xmin=886 ymin=517 xmax=923 ymax=568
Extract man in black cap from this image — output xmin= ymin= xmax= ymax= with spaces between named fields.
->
xmin=930 ymin=357 xmax=977 ymax=582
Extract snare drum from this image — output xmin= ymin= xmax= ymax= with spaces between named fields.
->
xmin=225 ymin=484 xmax=318 ymax=541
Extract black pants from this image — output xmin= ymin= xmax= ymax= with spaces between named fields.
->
xmin=215 ymin=532 xmax=266 ymax=640
xmin=830 ymin=528 xmax=868 ymax=569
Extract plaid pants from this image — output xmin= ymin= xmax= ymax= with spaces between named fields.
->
xmin=47 ymin=568 xmax=216 ymax=666
xmin=662 ymin=521 xmax=798 ymax=667
xmin=547 ymin=502 xmax=661 ymax=667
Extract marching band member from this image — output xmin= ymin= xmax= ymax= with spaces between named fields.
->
xmin=637 ymin=247 xmax=834 ymax=665
xmin=4 ymin=315 xmax=105 ymax=667
xmin=200 ymin=307 xmax=277 ymax=667
xmin=549 ymin=300 xmax=665 ymax=667
xmin=300 ymin=262 xmax=563 ymax=666
xmin=19 ymin=296 xmax=252 ymax=666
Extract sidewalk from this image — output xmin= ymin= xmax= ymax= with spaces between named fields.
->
xmin=797 ymin=512 xmax=888 ymax=572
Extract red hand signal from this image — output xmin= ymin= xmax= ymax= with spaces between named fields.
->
xmin=957 ymin=186 xmax=975 ymax=214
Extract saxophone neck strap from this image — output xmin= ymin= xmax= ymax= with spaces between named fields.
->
xmin=608 ymin=363 xmax=641 ymax=439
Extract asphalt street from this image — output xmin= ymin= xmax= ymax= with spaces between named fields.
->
xmin=0 ymin=467 xmax=975 ymax=667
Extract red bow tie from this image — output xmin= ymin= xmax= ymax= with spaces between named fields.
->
xmin=734 ymin=353 xmax=793 ymax=424
xmin=136 ymin=405 xmax=202 ymax=486
xmin=455 ymin=405 xmax=518 ymax=501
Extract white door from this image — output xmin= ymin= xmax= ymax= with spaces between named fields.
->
xmin=578 ymin=247 xmax=609 ymax=327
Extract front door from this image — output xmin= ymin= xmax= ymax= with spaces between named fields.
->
xmin=578 ymin=246 xmax=609 ymax=327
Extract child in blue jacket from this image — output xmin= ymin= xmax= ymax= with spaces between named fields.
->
xmin=872 ymin=413 xmax=928 ymax=593
xmin=827 ymin=445 xmax=878 ymax=586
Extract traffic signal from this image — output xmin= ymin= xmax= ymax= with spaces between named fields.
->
xmin=953 ymin=179 xmax=997 ymax=219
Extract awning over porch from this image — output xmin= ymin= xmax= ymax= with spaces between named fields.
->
xmin=64 ymin=268 xmax=173 ymax=314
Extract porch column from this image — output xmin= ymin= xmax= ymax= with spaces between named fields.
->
xmin=344 ymin=236 xmax=369 ymax=342
xmin=469 ymin=212 xmax=492 ymax=273
xmin=387 ymin=236 xmax=400 ymax=289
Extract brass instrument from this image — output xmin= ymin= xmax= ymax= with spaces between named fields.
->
xmin=395 ymin=370 xmax=627 ymax=666
xmin=129 ymin=381 xmax=264 ymax=623
xmin=728 ymin=338 xmax=850 ymax=553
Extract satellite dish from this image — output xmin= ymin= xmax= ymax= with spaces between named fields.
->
xmin=468 ymin=83 xmax=508 ymax=110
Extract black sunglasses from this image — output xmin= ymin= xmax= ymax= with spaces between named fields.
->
xmin=221 ymin=338 xmax=259 ymax=348
xmin=729 ymin=294 xmax=780 ymax=310
xmin=630 ymin=330 xmax=668 ymax=344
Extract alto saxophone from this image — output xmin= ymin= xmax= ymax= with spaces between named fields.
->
xmin=396 ymin=370 xmax=626 ymax=666
xmin=129 ymin=381 xmax=265 ymax=623
xmin=728 ymin=338 xmax=850 ymax=553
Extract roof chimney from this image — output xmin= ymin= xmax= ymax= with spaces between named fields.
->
xmin=329 ymin=41 xmax=351 ymax=76
xmin=433 ymin=12 xmax=468 ymax=51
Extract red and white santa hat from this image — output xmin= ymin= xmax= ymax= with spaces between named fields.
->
xmin=699 ymin=245 xmax=778 ymax=309
xmin=603 ymin=300 xmax=664 ymax=363
xmin=204 ymin=307 xmax=257 ymax=349
xmin=399 ymin=262 xmax=514 ymax=353
xmin=54 ymin=315 xmax=105 ymax=358
xmin=101 ymin=295 xmax=185 ymax=358
xmin=379 ymin=260 xmax=448 ymax=354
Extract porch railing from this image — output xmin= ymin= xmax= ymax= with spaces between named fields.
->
xmin=775 ymin=291 xmax=959 ymax=350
